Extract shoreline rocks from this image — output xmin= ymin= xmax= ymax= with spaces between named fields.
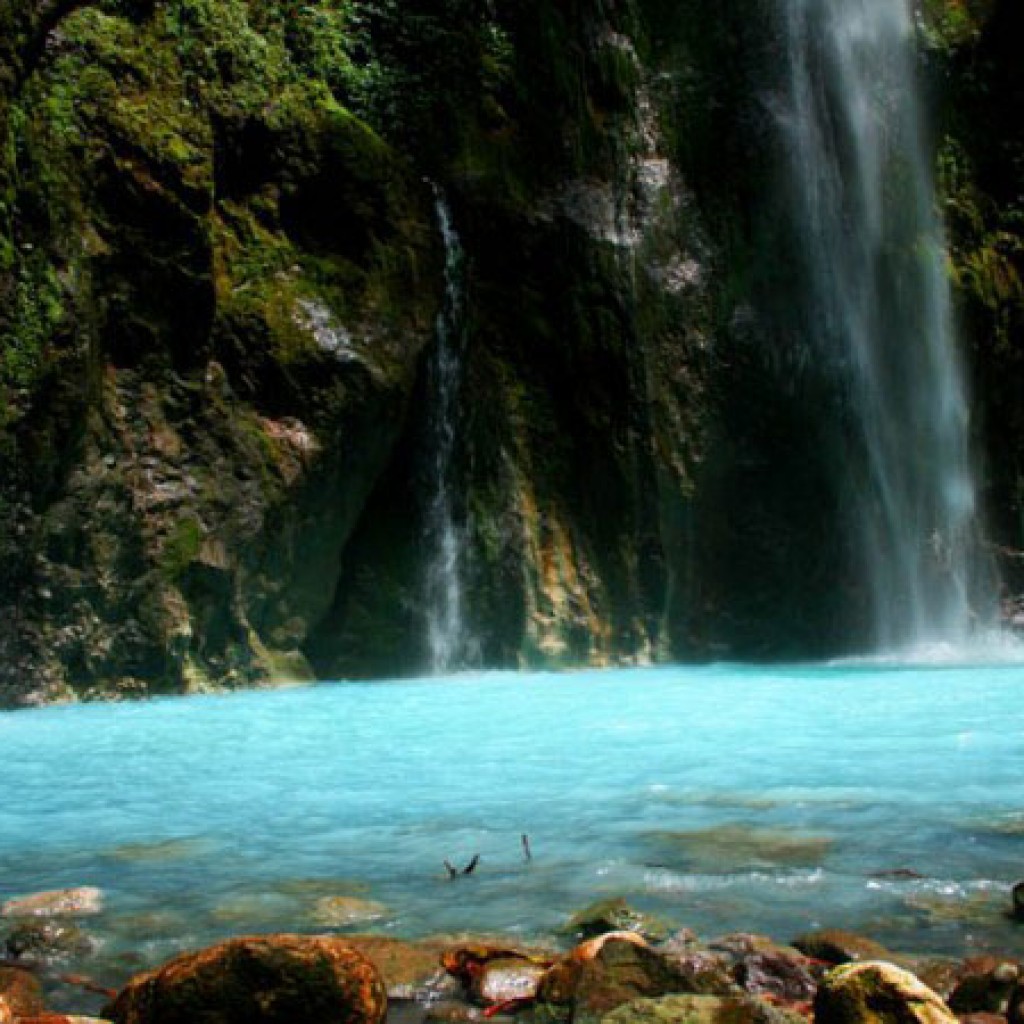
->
xmin=102 ymin=934 xmax=387 ymax=1024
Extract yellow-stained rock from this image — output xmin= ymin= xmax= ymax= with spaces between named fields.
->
xmin=815 ymin=961 xmax=958 ymax=1024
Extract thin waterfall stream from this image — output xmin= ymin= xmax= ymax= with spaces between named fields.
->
xmin=773 ymin=0 xmax=994 ymax=650
xmin=424 ymin=191 xmax=473 ymax=673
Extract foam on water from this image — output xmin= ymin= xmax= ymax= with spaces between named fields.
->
xmin=1 ymin=662 xmax=1023 ymax=1009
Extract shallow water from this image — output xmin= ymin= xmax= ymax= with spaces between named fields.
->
xmin=2 ymin=662 xmax=1023 ymax=1006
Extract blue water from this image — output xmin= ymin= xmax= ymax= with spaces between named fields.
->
xmin=2 ymin=663 xmax=1023 ymax=1004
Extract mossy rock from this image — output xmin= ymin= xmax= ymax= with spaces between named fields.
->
xmin=814 ymin=962 xmax=957 ymax=1024
xmin=561 ymin=899 xmax=674 ymax=943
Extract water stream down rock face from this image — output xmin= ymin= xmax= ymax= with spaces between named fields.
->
xmin=771 ymin=0 xmax=994 ymax=649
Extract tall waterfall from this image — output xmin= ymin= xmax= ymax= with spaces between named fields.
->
xmin=424 ymin=193 xmax=473 ymax=673
xmin=773 ymin=0 xmax=993 ymax=649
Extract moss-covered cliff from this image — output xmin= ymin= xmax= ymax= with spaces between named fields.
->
xmin=0 ymin=0 xmax=1021 ymax=704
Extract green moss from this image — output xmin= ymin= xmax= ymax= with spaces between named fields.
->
xmin=160 ymin=516 xmax=203 ymax=579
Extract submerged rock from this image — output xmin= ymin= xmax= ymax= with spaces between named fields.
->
xmin=815 ymin=961 xmax=957 ymax=1024
xmin=103 ymin=934 xmax=387 ymax=1024
xmin=645 ymin=827 xmax=833 ymax=870
xmin=792 ymin=930 xmax=892 ymax=966
xmin=312 ymin=896 xmax=389 ymax=929
xmin=562 ymin=899 xmax=673 ymax=943
xmin=3 ymin=919 xmax=97 ymax=964
xmin=1012 ymin=883 xmax=1024 ymax=922
xmin=2 ymin=888 xmax=103 ymax=919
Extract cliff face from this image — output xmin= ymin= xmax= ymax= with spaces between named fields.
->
xmin=0 ymin=0 xmax=1020 ymax=704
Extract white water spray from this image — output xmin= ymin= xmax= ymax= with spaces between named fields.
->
xmin=424 ymin=192 xmax=473 ymax=673
xmin=774 ymin=0 xmax=994 ymax=649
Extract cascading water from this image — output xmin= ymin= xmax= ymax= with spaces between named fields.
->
xmin=772 ymin=0 xmax=994 ymax=650
xmin=424 ymin=192 xmax=473 ymax=673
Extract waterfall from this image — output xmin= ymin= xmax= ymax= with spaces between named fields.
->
xmin=424 ymin=192 xmax=473 ymax=673
xmin=773 ymin=0 xmax=994 ymax=650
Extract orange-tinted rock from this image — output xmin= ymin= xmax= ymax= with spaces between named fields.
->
xmin=103 ymin=934 xmax=387 ymax=1024
xmin=0 ymin=965 xmax=46 ymax=1016
xmin=956 ymin=1014 xmax=1007 ymax=1024
xmin=0 ymin=994 xmax=12 ymax=1024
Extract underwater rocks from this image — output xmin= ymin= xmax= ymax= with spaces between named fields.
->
xmin=560 ymin=900 xmax=674 ymax=944
xmin=103 ymin=934 xmax=387 ymax=1024
xmin=1 ymin=891 xmax=103 ymax=920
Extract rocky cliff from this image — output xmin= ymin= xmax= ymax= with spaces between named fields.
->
xmin=0 ymin=0 xmax=1020 ymax=705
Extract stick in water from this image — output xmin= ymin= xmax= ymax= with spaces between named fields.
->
xmin=521 ymin=833 xmax=532 ymax=861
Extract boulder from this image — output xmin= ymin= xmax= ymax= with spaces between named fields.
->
xmin=0 ymin=964 xmax=46 ymax=1015
xmin=103 ymin=934 xmax=387 ymax=1024
xmin=660 ymin=951 xmax=739 ymax=997
xmin=0 ymin=995 xmax=11 ymax=1024
xmin=734 ymin=950 xmax=819 ymax=1002
xmin=599 ymin=993 xmax=807 ymax=1024
xmin=948 ymin=959 xmax=1020 ymax=1015
xmin=1 ymin=888 xmax=103 ymax=919
xmin=537 ymin=933 xmax=690 ymax=1024
xmin=815 ymin=961 xmax=958 ymax=1024
xmin=792 ymin=931 xmax=892 ymax=966
xmin=562 ymin=900 xmax=674 ymax=943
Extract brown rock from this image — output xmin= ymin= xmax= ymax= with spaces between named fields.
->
xmin=815 ymin=961 xmax=957 ymax=1024
xmin=1009 ymin=983 xmax=1024 ymax=1024
xmin=949 ymin=959 xmax=1020 ymax=1015
xmin=538 ymin=933 xmax=693 ymax=1024
xmin=661 ymin=951 xmax=739 ymax=997
xmin=0 ymin=995 xmax=12 ymax=1024
xmin=735 ymin=950 xmax=819 ymax=1002
xmin=792 ymin=930 xmax=892 ymax=966
xmin=0 ymin=965 xmax=46 ymax=1016
xmin=103 ymin=934 xmax=387 ymax=1024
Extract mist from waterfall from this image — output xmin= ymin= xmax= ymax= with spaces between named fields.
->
xmin=773 ymin=0 xmax=995 ymax=650
xmin=424 ymin=192 xmax=473 ymax=673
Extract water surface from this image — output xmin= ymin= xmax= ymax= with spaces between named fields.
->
xmin=2 ymin=663 xmax=1023 ymax=1004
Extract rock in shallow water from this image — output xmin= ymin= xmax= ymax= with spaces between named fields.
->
xmin=792 ymin=930 xmax=892 ymax=966
xmin=561 ymin=899 xmax=673 ymax=943
xmin=102 ymin=934 xmax=387 ymax=1024
xmin=814 ymin=961 xmax=957 ymax=1024
xmin=1 ymin=889 xmax=104 ymax=919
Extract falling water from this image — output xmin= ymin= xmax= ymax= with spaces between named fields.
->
xmin=424 ymin=192 xmax=472 ymax=672
xmin=773 ymin=0 xmax=993 ymax=649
